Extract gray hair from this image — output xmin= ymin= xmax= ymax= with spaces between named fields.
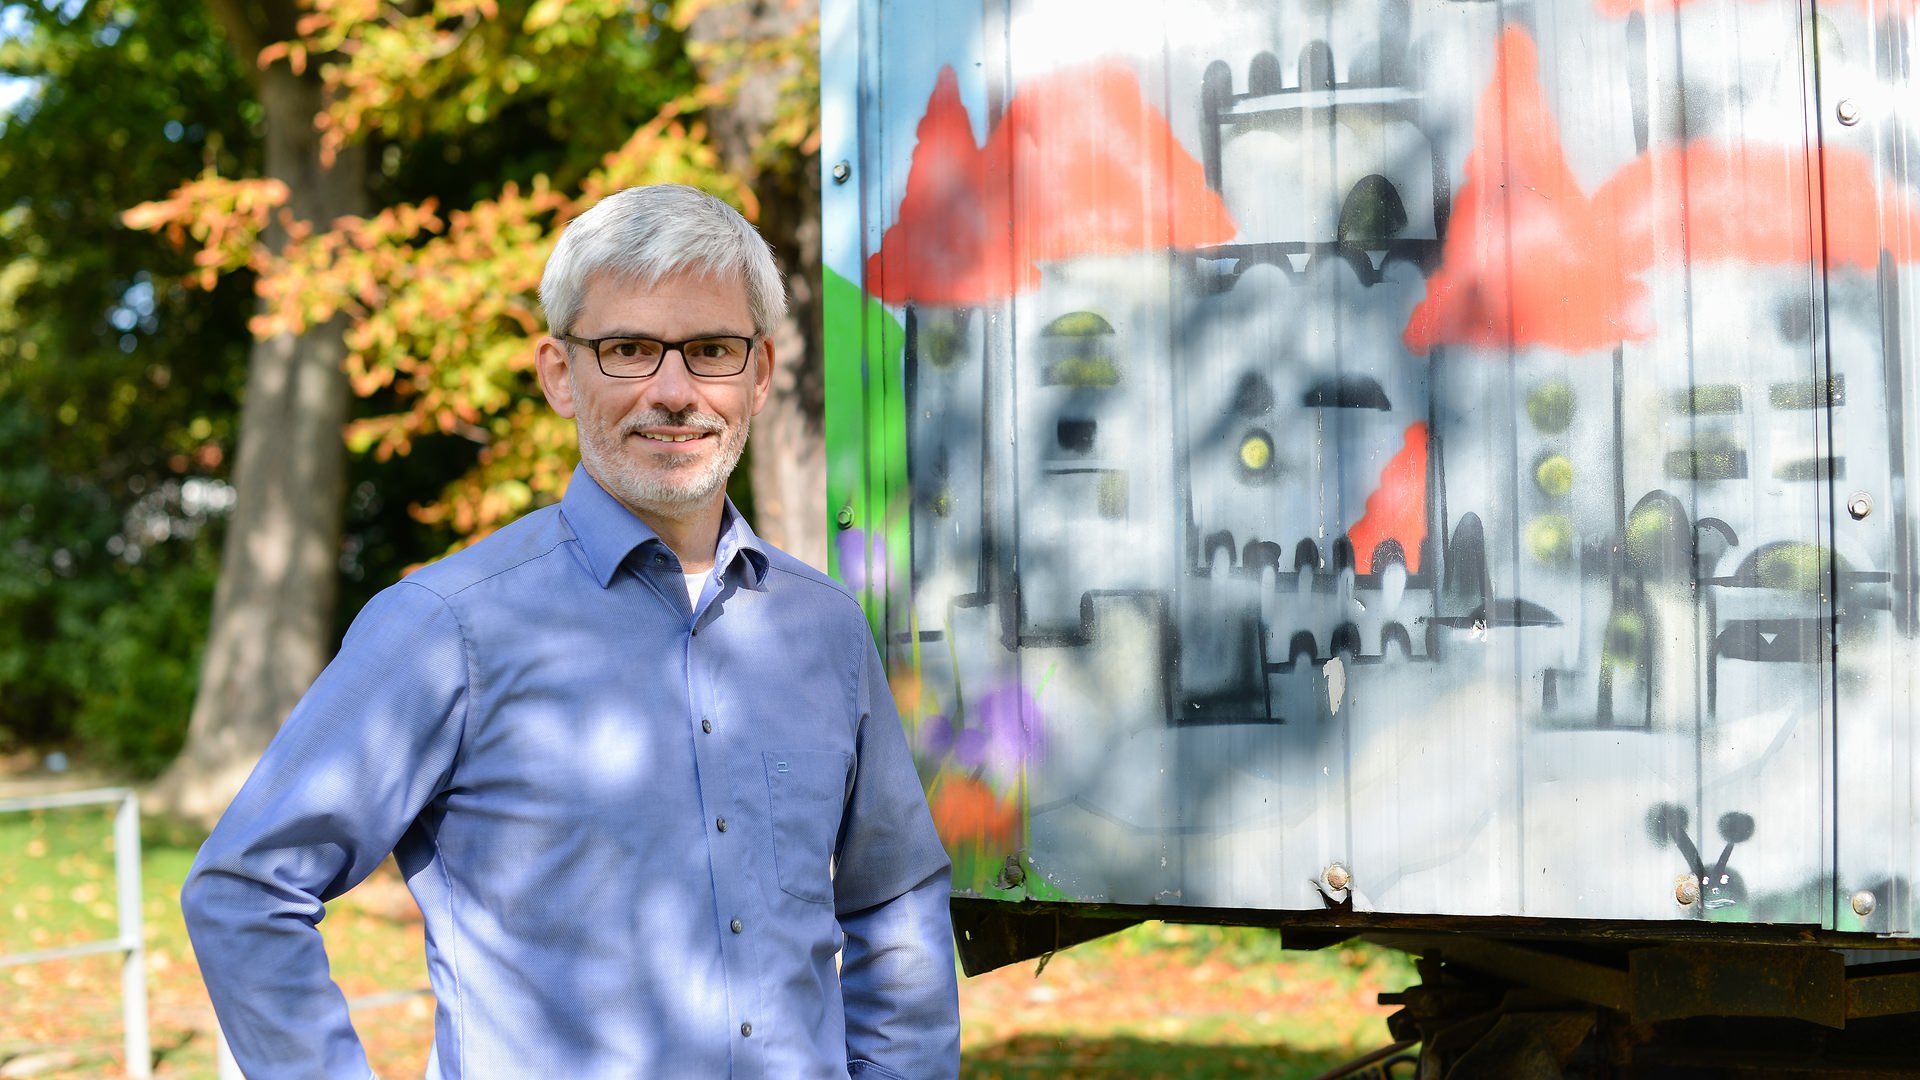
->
xmin=539 ymin=184 xmax=788 ymax=337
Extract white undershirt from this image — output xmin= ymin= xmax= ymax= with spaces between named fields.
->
xmin=684 ymin=569 xmax=712 ymax=605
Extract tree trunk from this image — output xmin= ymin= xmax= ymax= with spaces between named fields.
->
xmin=688 ymin=0 xmax=827 ymax=570
xmin=148 ymin=44 xmax=367 ymax=823
xmin=749 ymin=179 xmax=826 ymax=569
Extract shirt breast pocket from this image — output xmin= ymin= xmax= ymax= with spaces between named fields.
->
xmin=762 ymin=749 xmax=850 ymax=904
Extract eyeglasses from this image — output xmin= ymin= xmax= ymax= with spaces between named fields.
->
xmin=558 ymin=334 xmax=756 ymax=379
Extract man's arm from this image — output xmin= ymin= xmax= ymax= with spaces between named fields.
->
xmin=839 ymin=863 xmax=959 ymax=1079
xmin=181 ymin=581 xmax=468 ymax=1079
xmin=834 ymin=641 xmax=961 ymax=1080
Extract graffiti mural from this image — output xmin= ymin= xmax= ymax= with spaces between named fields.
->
xmin=823 ymin=0 xmax=1920 ymax=933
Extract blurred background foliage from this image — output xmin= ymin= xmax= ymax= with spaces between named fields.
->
xmin=0 ymin=0 xmax=818 ymax=778
xmin=0 ymin=0 xmax=253 ymax=774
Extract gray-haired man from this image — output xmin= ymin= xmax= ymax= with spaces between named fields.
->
xmin=184 ymin=185 xmax=961 ymax=1079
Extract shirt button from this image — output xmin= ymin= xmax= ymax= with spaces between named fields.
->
xmin=740 ymin=1022 xmax=752 ymax=1038
xmin=701 ymin=718 xmax=713 ymax=734
xmin=716 ymin=817 xmax=728 ymax=833
xmin=652 ymin=553 xmax=667 ymax=565
xmin=730 ymin=918 xmax=743 ymax=934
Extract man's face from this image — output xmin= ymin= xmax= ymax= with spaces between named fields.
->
xmin=535 ymin=269 xmax=773 ymax=524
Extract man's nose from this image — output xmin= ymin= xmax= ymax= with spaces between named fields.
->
xmin=641 ymin=347 xmax=702 ymax=411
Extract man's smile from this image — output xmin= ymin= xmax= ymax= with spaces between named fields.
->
xmin=620 ymin=409 xmax=727 ymax=455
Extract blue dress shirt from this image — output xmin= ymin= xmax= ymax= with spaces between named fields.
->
xmin=182 ymin=465 xmax=959 ymax=1079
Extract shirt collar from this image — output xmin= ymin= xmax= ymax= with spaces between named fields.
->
xmin=559 ymin=463 xmax=771 ymax=589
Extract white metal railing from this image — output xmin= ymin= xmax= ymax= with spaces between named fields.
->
xmin=0 ymin=787 xmax=151 ymax=1079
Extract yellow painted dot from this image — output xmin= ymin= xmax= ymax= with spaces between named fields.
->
xmin=1536 ymin=454 xmax=1574 ymax=497
xmin=1527 ymin=514 xmax=1573 ymax=563
xmin=1239 ymin=433 xmax=1273 ymax=471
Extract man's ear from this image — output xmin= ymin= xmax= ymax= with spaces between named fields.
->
xmin=535 ymin=336 xmax=578 ymax=419
xmin=748 ymin=335 xmax=775 ymax=417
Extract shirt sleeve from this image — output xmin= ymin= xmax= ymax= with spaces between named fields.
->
xmin=180 ymin=580 xmax=469 ymax=1079
xmin=835 ymin=637 xmax=961 ymax=1079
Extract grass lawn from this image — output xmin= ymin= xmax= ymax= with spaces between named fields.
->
xmin=958 ymin=924 xmax=1416 ymax=1079
xmin=2 ymin=799 xmax=1416 ymax=1079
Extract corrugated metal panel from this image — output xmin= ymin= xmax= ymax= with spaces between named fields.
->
xmin=1826 ymin=5 xmax=1919 ymax=939
xmin=822 ymin=0 xmax=1920 ymax=933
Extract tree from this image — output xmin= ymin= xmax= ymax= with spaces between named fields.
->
xmin=136 ymin=0 xmax=369 ymax=821
xmin=129 ymin=0 xmax=823 ymax=822
xmin=0 ymin=0 xmax=256 ymax=775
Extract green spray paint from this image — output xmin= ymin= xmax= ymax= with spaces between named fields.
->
xmin=823 ymin=266 xmax=909 ymax=642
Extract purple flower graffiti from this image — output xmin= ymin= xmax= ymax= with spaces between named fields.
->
xmin=918 ymin=680 xmax=1047 ymax=792
xmin=833 ymin=528 xmax=887 ymax=592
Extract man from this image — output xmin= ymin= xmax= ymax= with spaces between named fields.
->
xmin=182 ymin=184 xmax=961 ymax=1079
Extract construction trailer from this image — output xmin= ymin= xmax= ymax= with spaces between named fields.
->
xmin=821 ymin=0 xmax=1920 ymax=1074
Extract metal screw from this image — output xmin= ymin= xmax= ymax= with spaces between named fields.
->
xmin=1849 ymin=492 xmax=1874 ymax=520
xmin=1676 ymin=877 xmax=1700 ymax=906
xmin=1324 ymin=863 xmax=1352 ymax=892
xmin=836 ymin=506 xmax=854 ymax=529
xmin=1837 ymin=98 xmax=1861 ymax=126
xmin=831 ymin=160 xmax=852 ymax=184
xmin=1852 ymin=890 xmax=1878 ymax=917
xmin=999 ymin=854 xmax=1026 ymax=887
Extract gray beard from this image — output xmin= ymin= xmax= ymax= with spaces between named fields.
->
xmin=576 ymin=406 xmax=749 ymax=520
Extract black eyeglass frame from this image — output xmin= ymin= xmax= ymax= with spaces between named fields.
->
xmin=557 ymin=333 xmax=759 ymax=379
